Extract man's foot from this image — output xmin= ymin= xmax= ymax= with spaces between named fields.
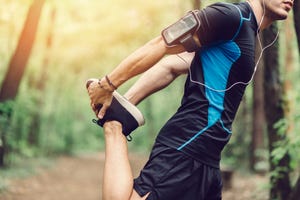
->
xmin=92 ymin=91 xmax=145 ymax=138
xmin=86 ymin=79 xmax=145 ymax=138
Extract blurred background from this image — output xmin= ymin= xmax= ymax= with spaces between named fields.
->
xmin=0 ymin=0 xmax=299 ymax=200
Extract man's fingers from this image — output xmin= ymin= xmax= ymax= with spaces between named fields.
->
xmin=98 ymin=104 xmax=109 ymax=119
xmin=86 ymin=78 xmax=113 ymax=119
xmin=93 ymin=104 xmax=103 ymax=117
xmin=86 ymin=78 xmax=98 ymax=89
xmin=90 ymin=101 xmax=95 ymax=110
xmin=90 ymin=101 xmax=103 ymax=116
xmin=86 ymin=80 xmax=93 ymax=89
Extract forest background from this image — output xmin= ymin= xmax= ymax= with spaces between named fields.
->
xmin=0 ymin=0 xmax=299 ymax=199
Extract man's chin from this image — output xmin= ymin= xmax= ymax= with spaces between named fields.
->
xmin=277 ymin=15 xmax=288 ymax=20
xmin=271 ymin=12 xmax=289 ymax=21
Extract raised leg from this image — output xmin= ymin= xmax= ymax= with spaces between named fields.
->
xmin=102 ymin=121 xmax=150 ymax=200
xmin=102 ymin=121 xmax=133 ymax=200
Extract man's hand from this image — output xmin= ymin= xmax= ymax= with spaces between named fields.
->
xmin=86 ymin=78 xmax=113 ymax=119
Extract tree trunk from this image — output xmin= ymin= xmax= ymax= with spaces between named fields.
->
xmin=0 ymin=0 xmax=45 ymax=101
xmin=284 ymin=14 xmax=299 ymax=200
xmin=250 ymin=38 xmax=265 ymax=172
xmin=0 ymin=136 xmax=3 ymax=166
xmin=289 ymin=3 xmax=300 ymax=198
xmin=0 ymin=102 xmax=13 ymax=166
xmin=0 ymin=128 xmax=6 ymax=167
xmin=0 ymin=0 xmax=45 ymax=167
xmin=289 ymin=176 xmax=300 ymax=200
xmin=293 ymin=0 xmax=300 ymax=53
xmin=28 ymin=6 xmax=56 ymax=146
xmin=263 ymin=24 xmax=291 ymax=200
xmin=283 ymin=14 xmax=294 ymax=133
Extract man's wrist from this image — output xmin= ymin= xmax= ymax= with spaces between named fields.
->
xmin=105 ymin=75 xmax=118 ymax=90
xmin=98 ymin=77 xmax=114 ymax=92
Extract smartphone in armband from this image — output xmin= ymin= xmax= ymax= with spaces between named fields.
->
xmin=162 ymin=11 xmax=201 ymax=52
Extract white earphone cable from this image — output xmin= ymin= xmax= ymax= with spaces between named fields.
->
xmin=178 ymin=0 xmax=279 ymax=92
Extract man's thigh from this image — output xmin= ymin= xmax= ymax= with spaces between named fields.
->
xmin=133 ymin=142 xmax=222 ymax=200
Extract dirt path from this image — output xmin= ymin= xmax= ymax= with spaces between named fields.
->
xmin=0 ymin=153 xmax=268 ymax=200
xmin=0 ymin=153 xmax=147 ymax=200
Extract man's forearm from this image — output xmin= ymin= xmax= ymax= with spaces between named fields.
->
xmin=88 ymin=36 xmax=185 ymax=118
xmin=124 ymin=52 xmax=194 ymax=105
xmin=124 ymin=64 xmax=177 ymax=105
xmin=106 ymin=36 xmax=185 ymax=89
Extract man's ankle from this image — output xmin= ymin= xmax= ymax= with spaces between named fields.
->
xmin=103 ymin=121 xmax=123 ymax=137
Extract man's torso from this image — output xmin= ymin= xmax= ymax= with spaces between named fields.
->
xmin=157 ymin=2 xmax=258 ymax=168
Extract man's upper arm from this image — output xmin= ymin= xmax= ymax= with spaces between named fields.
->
xmin=161 ymin=52 xmax=194 ymax=76
xmin=195 ymin=3 xmax=241 ymax=46
xmin=160 ymin=3 xmax=241 ymax=53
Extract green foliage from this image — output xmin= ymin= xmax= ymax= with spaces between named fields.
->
xmin=221 ymin=88 xmax=253 ymax=169
xmin=0 ymin=101 xmax=14 ymax=119
xmin=267 ymin=67 xmax=300 ymax=197
xmin=0 ymin=100 xmax=14 ymax=149
xmin=270 ymin=119 xmax=290 ymax=168
xmin=270 ymin=70 xmax=300 ymax=171
xmin=0 ymin=0 xmax=299 ymax=190
xmin=0 ymin=0 xmax=193 ymax=165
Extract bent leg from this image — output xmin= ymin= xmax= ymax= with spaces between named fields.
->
xmin=102 ymin=121 xmax=133 ymax=200
xmin=102 ymin=121 xmax=150 ymax=200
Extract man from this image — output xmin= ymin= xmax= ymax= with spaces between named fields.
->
xmin=87 ymin=0 xmax=294 ymax=199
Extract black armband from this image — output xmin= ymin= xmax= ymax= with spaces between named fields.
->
xmin=161 ymin=11 xmax=201 ymax=52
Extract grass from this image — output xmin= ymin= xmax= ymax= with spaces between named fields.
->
xmin=0 ymin=154 xmax=55 ymax=193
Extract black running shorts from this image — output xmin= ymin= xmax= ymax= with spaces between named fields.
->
xmin=133 ymin=142 xmax=222 ymax=200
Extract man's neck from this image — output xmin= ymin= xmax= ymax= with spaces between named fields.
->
xmin=247 ymin=0 xmax=273 ymax=30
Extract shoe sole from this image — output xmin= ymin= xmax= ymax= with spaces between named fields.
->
xmin=112 ymin=91 xmax=145 ymax=127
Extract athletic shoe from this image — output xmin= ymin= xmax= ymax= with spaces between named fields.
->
xmin=86 ymin=79 xmax=145 ymax=138
xmin=93 ymin=91 xmax=145 ymax=138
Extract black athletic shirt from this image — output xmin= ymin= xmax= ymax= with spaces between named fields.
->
xmin=157 ymin=2 xmax=258 ymax=168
